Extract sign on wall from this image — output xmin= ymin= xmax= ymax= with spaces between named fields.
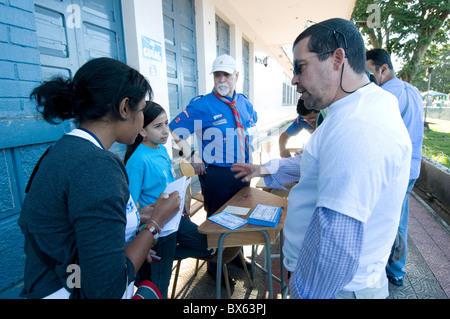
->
xmin=142 ymin=35 xmax=162 ymax=62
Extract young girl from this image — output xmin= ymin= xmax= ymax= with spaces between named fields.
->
xmin=19 ymin=58 xmax=180 ymax=299
xmin=125 ymin=102 xmax=213 ymax=298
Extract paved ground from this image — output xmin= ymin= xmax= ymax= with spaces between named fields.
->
xmin=5 ymin=128 xmax=448 ymax=300
xmin=168 ymin=184 xmax=450 ymax=299
xmin=167 ymin=123 xmax=450 ymax=301
xmin=167 ymin=128 xmax=449 ymax=300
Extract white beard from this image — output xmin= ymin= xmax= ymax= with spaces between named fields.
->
xmin=217 ymin=84 xmax=230 ymax=96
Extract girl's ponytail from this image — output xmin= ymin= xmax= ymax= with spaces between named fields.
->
xmin=30 ymin=76 xmax=79 ymax=124
xmin=30 ymin=57 xmax=152 ymax=126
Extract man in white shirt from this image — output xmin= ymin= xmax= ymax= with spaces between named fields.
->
xmin=285 ymin=18 xmax=412 ymax=299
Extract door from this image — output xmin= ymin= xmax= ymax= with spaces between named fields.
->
xmin=0 ymin=0 xmax=126 ymax=295
xmin=216 ymin=15 xmax=230 ymax=56
xmin=163 ymin=0 xmax=199 ymax=120
xmin=34 ymin=0 xmax=126 ymax=155
xmin=35 ymin=0 xmax=125 ymax=81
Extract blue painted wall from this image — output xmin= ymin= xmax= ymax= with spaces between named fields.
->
xmin=0 ymin=0 xmax=48 ymax=298
xmin=0 ymin=0 xmax=126 ymax=298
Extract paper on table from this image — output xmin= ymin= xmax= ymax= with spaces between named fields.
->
xmin=222 ymin=205 xmax=250 ymax=216
xmin=208 ymin=211 xmax=248 ymax=230
xmin=248 ymin=204 xmax=282 ymax=227
xmin=159 ymin=176 xmax=191 ymax=237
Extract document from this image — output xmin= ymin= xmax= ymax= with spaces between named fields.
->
xmin=222 ymin=205 xmax=250 ymax=216
xmin=248 ymin=204 xmax=282 ymax=227
xmin=160 ymin=176 xmax=191 ymax=237
xmin=208 ymin=211 xmax=248 ymax=230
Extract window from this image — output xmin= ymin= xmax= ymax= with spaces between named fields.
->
xmin=282 ymin=73 xmax=299 ymax=105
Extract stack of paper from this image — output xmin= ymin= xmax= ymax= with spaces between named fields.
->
xmin=248 ymin=204 xmax=282 ymax=227
xmin=160 ymin=176 xmax=191 ymax=237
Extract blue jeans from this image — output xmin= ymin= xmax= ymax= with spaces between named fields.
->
xmin=386 ymin=178 xmax=416 ymax=280
xmin=149 ymin=217 xmax=212 ymax=298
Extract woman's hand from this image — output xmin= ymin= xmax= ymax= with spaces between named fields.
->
xmin=146 ymin=249 xmax=157 ymax=263
xmin=139 ymin=204 xmax=154 ymax=225
xmin=150 ymin=191 xmax=181 ymax=228
xmin=126 ymin=192 xmax=180 ymax=275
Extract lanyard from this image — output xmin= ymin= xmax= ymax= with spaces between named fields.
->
xmin=67 ymin=128 xmax=105 ymax=150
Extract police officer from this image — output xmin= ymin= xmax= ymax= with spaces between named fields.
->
xmin=169 ymin=54 xmax=258 ymax=218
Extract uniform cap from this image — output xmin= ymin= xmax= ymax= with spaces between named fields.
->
xmin=211 ymin=54 xmax=236 ymax=74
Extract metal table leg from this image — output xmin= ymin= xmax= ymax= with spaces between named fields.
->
xmin=215 ymin=229 xmax=285 ymax=299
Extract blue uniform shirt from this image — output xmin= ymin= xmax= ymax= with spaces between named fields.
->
xmin=169 ymin=92 xmax=257 ymax=167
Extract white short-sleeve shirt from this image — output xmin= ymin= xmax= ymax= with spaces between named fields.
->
xmin=283 ymin=83 xmax=412 ymax=291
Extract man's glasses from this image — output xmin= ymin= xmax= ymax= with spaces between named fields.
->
xmin=293 ymin=51 xmax=334 ymax=75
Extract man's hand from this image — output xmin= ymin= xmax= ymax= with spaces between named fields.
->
xmin=280 ymin=149 xmax=292 ymax=158
xmin=230 ymin=163 xmax=270 ymax=183
xmin=190 ymin=153 xmax=206 ymax=175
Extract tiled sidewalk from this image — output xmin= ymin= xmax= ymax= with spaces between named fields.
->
xmin=169 ymin=187 xmax=450 ymax=299
xmin=170 ymin=130 xmax=449 ymax=299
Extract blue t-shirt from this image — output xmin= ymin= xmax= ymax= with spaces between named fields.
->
xmin=381 ymin=78 xmax=424 ymax=179
xmin=285 ymin=115 xmax=313 ymax=136
xmin=126 ymin=144 xmax=175 ymax=207
xmin=169 ymin=92 xmax=258 ymax=166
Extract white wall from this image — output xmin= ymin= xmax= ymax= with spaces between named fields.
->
xmin=121 ymin=0 xmax=169 ymax=113
xmin=213 ymin=0 xmax=297 ymax=129
xmin=121 ymin=0 xmax=297 ymax=132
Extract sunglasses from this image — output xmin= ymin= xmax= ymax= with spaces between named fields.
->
xmin=293 ymin=51 xmax=334 ymax=75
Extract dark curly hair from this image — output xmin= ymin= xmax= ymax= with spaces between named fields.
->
xmin=30 ymin=57 xmax=152 ymax=125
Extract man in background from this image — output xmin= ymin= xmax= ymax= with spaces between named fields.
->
xmin=367 ymin=48 xmax=424 ymax=286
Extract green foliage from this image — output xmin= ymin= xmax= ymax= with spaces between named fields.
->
xmin=423 ymin=119 xmax=450 ymax=168
xmin=411 ymin=44 xmax=450 ymax=94
xmin=351 ymin=0 xmax=450 ymax=85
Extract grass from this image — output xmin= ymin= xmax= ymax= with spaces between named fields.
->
xmin=423 ymin=119 xmax=450 ymax=168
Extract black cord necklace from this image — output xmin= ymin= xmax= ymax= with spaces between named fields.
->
xmin=340 ymin=63 xmax=371 ymax=94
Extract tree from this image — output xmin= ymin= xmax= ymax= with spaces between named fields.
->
xmin=412 ymin=43 xmax=449 ymax=93
xmin=351 ymin=0 xmax=450 ymax=83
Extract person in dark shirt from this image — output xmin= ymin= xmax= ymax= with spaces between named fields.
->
xmin=278 ymin=98 xmax=321 ymax=158
xmin=19 ymin=57 xmax=180 ymax=299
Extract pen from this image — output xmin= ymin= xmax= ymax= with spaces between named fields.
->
xmin=151 ymin=255 xmax=161 ymax=262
